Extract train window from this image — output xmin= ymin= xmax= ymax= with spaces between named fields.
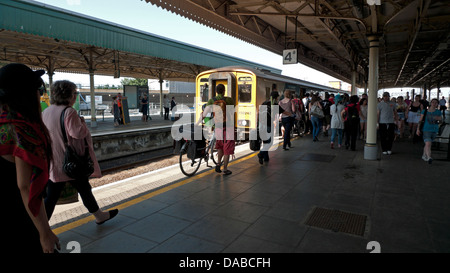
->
xmin=238 ymin=84 xmax=251 ymax=103
xmin=200 ymin=83 xmax=209 ymax=102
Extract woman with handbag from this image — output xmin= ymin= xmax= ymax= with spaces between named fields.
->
xmin=278 ymin=90 xmax=295 ymax=150
xmin=0 ymin=63 xmax=60 ymax=253
xmin=42 ymin=80 xmax=118 ymax=225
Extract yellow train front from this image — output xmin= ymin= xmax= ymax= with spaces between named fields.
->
xmin=195 ymin=66 xmax=346 ymax=139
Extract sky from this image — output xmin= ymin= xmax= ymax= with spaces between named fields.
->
xmin=33 ymin=0 xmax=448 ymax=98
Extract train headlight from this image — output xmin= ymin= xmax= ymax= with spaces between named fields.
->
xmin=238 ymin=120 xmax=250 ymax=127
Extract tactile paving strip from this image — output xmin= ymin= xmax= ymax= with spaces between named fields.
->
xmin=304 ymin=207 xmax=367 ymax=236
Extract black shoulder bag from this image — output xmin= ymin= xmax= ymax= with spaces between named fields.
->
xmin=61 ymin=107 xmax=94 ymax=179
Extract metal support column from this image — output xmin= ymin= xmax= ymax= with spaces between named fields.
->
xmin=47 ymin=57 xmax=55 ymax=87
xmin=351 ymin=69 xmax=357 ymax=96
xmin=364 ymin=35 xmax=379 ymax=160
xmin=159 ymin=78 xmax=164 ymax=117
xmin=89 ymin=49 xmax=97 ymax=128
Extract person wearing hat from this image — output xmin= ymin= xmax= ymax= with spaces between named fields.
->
xmin=377 ymin=91 xmax=399 ymax=155
xmin=330 ymin=94 xmax=345 ymax=148
xmin=0 ymin=63 xmax=60 ymax=253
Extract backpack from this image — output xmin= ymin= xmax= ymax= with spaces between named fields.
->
xmin=212 ymin=97 xmax=227 ymax=124
xmin=345 ymin=105 xmax=359 ymax=122
xmin=321 ymin=100 xmax=331 ymax=115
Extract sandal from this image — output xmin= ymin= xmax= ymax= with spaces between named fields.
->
xmin=223 ymin=170 xmax=232 ymax=175
xmin=96 ymin=209 xmax=119 ymax=225
xmin=215 ymin=165 xmax=222 ymax=173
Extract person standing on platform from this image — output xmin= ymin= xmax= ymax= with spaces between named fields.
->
xmin=0 ymin=63 xmax=60 ymax=253
xmin=279 ymin=90 xmax=296 ymax=149
xmin=170 ymin=96 xmax=177 ymax=121
xmin=163 ymin=94 xmax=170 ymax=120
xmin=407 ymin=95 xmax=423 ymax=141
xmin=112 ymin=95 xmax=120 ymax=126
xmin=321 ymin=92 xmax=332 ymax=137
xmin=330 ymin=94 xmax=345 ymax=148
xmin=342 ymin=95 xmax=360 ymax=151
xmin=395 ymin=96 xmax=408 ymax=139
xmin=359 ymin=97 xmax=368 ymax=140
xmin=309 ymin=94 xmax=323 ymax=142
xmin=42 ymin=80 xmax=119 ymax=225
xmin=416 ymin=98 xmax=442 ymax=164
xmin=117 ymin=92 xmax=123 ymax=124
xmin=303 ymin=93 xmax=311 ymax=135
xmin=439 ymin=96 xmax=447 ymax=120
xmin=201 ymin=84 xmax=235 ymax=175
xmin=141 ymin=93 xmax=149 ymax=122
xmin=257 ymin=91 xmax=291 ymax=163
xmin=377 ymin=91 xmax=399 ymax=155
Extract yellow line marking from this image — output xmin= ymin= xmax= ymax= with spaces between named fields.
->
xmin=53 ymin=137 xmax=294 ymax=235
xmin=53 ymin=151 xmax=258 ymax=235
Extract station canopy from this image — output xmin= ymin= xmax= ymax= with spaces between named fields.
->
xmin=0 ymin=0 xmax=281 ymax=82
xmin=143 ymin=0 xmax=450 ymax=89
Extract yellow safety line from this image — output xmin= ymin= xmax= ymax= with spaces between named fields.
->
xmin=53 ymin=136 xmax=293 ymax=235
xmin=52 ymin=151 xmax=258 ymax=235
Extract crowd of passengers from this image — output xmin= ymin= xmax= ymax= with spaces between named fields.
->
xmin=266 ymin=90 xmax=446 ymax=164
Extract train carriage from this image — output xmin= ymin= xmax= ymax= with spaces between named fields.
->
xmin=195 ymin=66 xmax=346 ymax=139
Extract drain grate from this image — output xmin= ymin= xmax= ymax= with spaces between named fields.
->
xmin=304 ymin=207 xmax=367 ymax=236
xmin=298 ymin=153 xmax=335 ymax=162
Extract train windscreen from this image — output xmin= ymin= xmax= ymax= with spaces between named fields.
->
xmin=238 ymin=83 xmax=252 ymax=103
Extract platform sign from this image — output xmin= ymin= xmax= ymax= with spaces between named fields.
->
xmin=283 ymin=49 xmax=297 ymax=64
xmin=120 ymin=96 xmax=130 ymax=124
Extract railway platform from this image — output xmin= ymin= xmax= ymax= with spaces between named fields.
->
xmin=84 ymin=110 xmax=195 ymax=136
xmin=50 ymin=117 xmax=450 ymax=255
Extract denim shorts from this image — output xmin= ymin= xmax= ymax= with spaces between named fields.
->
xmin=423 ymin=131 xmax=437 ymax=142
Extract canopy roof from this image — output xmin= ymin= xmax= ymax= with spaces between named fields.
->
xmin=0 ymin=0 xmax=281 ymax=81
xmin=144 ymin=0 xmax=450 ymax=89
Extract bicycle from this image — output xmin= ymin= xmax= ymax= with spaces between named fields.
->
xmin=293 ymin=116 xmax=306 ymax=137
xmin=178 ymin=124 xmax=221 ymax=177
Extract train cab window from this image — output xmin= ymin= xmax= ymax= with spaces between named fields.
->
xmin=200 ymin=83 xmax=209 ymax=102
xmin=238 ymin=83 xmax=251 ymax=103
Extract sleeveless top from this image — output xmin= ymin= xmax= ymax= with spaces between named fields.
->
xmin=409 ymin=103 xmax=420 ymax=112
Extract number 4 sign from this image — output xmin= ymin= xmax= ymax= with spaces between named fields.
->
xmin=283 ymin=49 xmax=297 ymax=64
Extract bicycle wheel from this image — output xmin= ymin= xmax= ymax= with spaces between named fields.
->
xmin=208 ymin=139 xmax=222 ymax=166
xmin=179 ymin=142 xmax=202 ymax=176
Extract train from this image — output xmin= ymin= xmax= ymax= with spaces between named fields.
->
xmin=195 ymin=66 xmax=347 ymax=138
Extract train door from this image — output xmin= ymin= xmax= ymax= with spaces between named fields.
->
xmin=207 ymin=72 xmax=237 ymax=126
xmin=210 ymin=79 xmax=228 ymax=98
xmin=207 ymin=72 xmax=236 ymax=101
